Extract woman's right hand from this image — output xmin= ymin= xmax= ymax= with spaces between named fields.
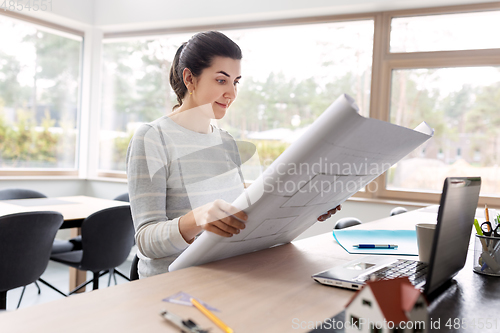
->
xmin=195 ymin=199 xmax=247 ymax=237
xmin=179 ymin=199 xmax=247 ymax=241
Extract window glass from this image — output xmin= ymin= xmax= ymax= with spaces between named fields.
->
xmin=99 ymin=21 xmax=374 ymax=176
xmin=99 ymin=33 xmax=191 ymax=172
xmin=350 ymin=315 xmax=362 ymax=330
xmin=0 ymin=16 xmax=82 ymax=169
xmin=387 ymin=67 xmax=500 ymax=196
xmin=390 ymin=11 xmax=500 ymax=53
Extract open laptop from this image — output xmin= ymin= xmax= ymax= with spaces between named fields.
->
xmin=312 ymin=177 xmax=481 ymax=296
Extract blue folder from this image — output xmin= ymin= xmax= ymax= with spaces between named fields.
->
xmin=332 ymin=229 xmax=418 ymax=256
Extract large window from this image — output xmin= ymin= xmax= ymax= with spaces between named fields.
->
xmin=387 ymin=67 xmax=500 ymax=196
xmin=390 ymin=10 xmax=500 ymax=53
xmin=0 ymin=15 xmax=82 ymax=173
xmin=9 ymin=2 xmax=498 ymax=205
xmin=98 ymin=3 xmax=500 ymax=205
xmin=99 ymin=20 xmax=374 ymax=177
xmin=99 ymin=33 xmax=191 ymax=173
xmin=379 ymin=6 xmax=500 ymax=203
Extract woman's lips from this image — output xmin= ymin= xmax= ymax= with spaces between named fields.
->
xmin=215 ymin=102 xmax=228 ymax=108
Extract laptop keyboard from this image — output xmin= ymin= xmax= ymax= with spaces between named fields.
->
xmin=355 ymin=259 xmax=428 ymax=286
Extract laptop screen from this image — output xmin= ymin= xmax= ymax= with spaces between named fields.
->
xmin=425 ymin=177 xmax=481 ymax=295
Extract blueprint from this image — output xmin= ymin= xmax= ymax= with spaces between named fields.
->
xmin=169 ymin=94 xmax=433 ymax=271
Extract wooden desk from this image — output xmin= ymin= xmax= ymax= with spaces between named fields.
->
xmin=0 ymin=196 xmax=129 ymax=291
xmin=0 ymin=209 xmax=497 ymax=333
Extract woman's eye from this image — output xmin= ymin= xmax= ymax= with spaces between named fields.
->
xmin=217 ymin=79 xmax=226 ymax=84
xmin=234 ymin=81 xmax=240 ymax=86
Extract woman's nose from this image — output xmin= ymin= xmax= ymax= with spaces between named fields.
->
xmin=225 ymin=84 xmax=237 ymax=99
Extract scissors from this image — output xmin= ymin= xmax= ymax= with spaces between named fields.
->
xmin=481 ymin=221 xmax=500 ymax=237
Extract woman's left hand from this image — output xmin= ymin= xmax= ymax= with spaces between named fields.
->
xmin=317 ymin=205 xmax=341 ymax=221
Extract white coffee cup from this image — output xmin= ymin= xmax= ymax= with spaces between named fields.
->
xmin=415 ymin=223 xmax=436 ymax=263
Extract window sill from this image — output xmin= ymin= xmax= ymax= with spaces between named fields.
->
xmin=0 ymin=175 xmax=83 ymax=181
xmin=347 ymin=196 xmax=430 ymax=209
xmin=86 ymin=176 xmax=127 ymax=183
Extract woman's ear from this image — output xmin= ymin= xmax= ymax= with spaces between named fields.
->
xmin=183 ymin=68 xmax=195 ymax=92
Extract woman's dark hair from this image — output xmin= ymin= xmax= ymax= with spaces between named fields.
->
xmin=169 ymin=31 xmax=242 ymax=110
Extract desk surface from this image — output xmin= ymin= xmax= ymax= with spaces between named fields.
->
xmin=1 ymin=209 xmax=498 ymax=333
xmin=0 ymin=196 xmax=129 ymax=225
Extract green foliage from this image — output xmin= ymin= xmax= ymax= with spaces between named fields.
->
xmin=101 ymin=40 xmax=177 ymax=130
xmin=0 ymin=51 xmax=30 ymax=108
xmin=22 ymin=31 xmax=81 ymax=126
xmin=0 ymin=20 xmax=80 ymax=168
xmin=389 ymin=68 xmax=500 ymax=166
xmin=111 ymin=132 xmax=134 ymax=171
xmin=0 ymin=108 xmax=61 ymax=167
xmin=224 ymin=69 xmax=371 ymax=138
xmin=248 ymin=140 xmax=290 ymax=164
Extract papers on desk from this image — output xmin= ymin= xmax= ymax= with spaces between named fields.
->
xmin=333 ymin=229 xmax=419 ymax=255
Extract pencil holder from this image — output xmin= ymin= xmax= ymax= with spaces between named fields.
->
xmin=473 ymin=234 xmax=500 ymax=276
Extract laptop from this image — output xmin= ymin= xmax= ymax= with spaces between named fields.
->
xmin=312 ymin=177 xmax=481 ymax=296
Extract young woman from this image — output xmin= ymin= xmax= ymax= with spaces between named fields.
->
xmin=126 ymin=31 xmax=340 ymax=278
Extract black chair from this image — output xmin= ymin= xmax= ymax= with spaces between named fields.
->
xmin=130 ymin=254 xmax=139 ymax=281
xmin=50 ymin=206 xmax=135 ymax=295
xmin=0 ymin=188 xmax=67 ymax=304
xmin=0 ymin=188 xmax=47 ymax=200
xmin=54 ymin=193 xmax=131 ymax=253
xmin=116 ymin=193 xmax=139 ymax=282
xmin=0 ymin=190 xmax=69 ymax=253
xmin=390 ymin=206 xmax=408 ymax=216
xmin=0 ymin=211 xmax=64 ymax=310
xmin=334 ymin=217 xmax=362 ymax=229
xmin=114 ymin=193 xmax=130 ymax=202
xmin=52 ymin=193 xmax=133 ymax=285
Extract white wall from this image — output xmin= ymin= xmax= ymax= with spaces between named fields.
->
xmin=18 ymin=0 xmax=94 ymax=30
xmin=0 ymin=178 xmax=128 ymax=200
xmin=17 ymin=0 xmax=500 ymax=32
xmin=93 ymin=0 xmax=499 ymax=32
xmin=0 ymin=179 xmax=87 ymax=197
xmin=85 ymin=179 xmax=128 ymax=199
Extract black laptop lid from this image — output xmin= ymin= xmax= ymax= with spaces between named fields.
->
xmin=425 ymin=177 xmax=481 ymax=295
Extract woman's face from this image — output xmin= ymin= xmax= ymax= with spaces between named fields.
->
xmin=189 ymin=56 xmax=241 ymax=119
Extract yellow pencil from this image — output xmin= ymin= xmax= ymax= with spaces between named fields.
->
xmin=190 ymin=298 xmax=234 ymax=333
xmin=485 ymin=204 xmax=490 ymax=222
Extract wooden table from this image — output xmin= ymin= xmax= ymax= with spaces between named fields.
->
xmin=1 ymin=208 xmax=497 ymax=332
xmin=0 ymin=196 xmax=130 ymax=291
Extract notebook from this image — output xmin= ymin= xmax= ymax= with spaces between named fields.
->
xmin=312 ymin=177 xmax=481 ymax=296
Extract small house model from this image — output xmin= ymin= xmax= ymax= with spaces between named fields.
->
xmin=345 ymin=277 xmax=428 ymax=333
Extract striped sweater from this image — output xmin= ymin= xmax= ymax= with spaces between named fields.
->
xmin=126 ymin=116 xmax=244 ymax=277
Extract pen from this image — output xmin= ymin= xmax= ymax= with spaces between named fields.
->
xmin=353 ymin=244 xmax=398 ymax=249
xmin=190 ymin=298 xmax=234 ymax=333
